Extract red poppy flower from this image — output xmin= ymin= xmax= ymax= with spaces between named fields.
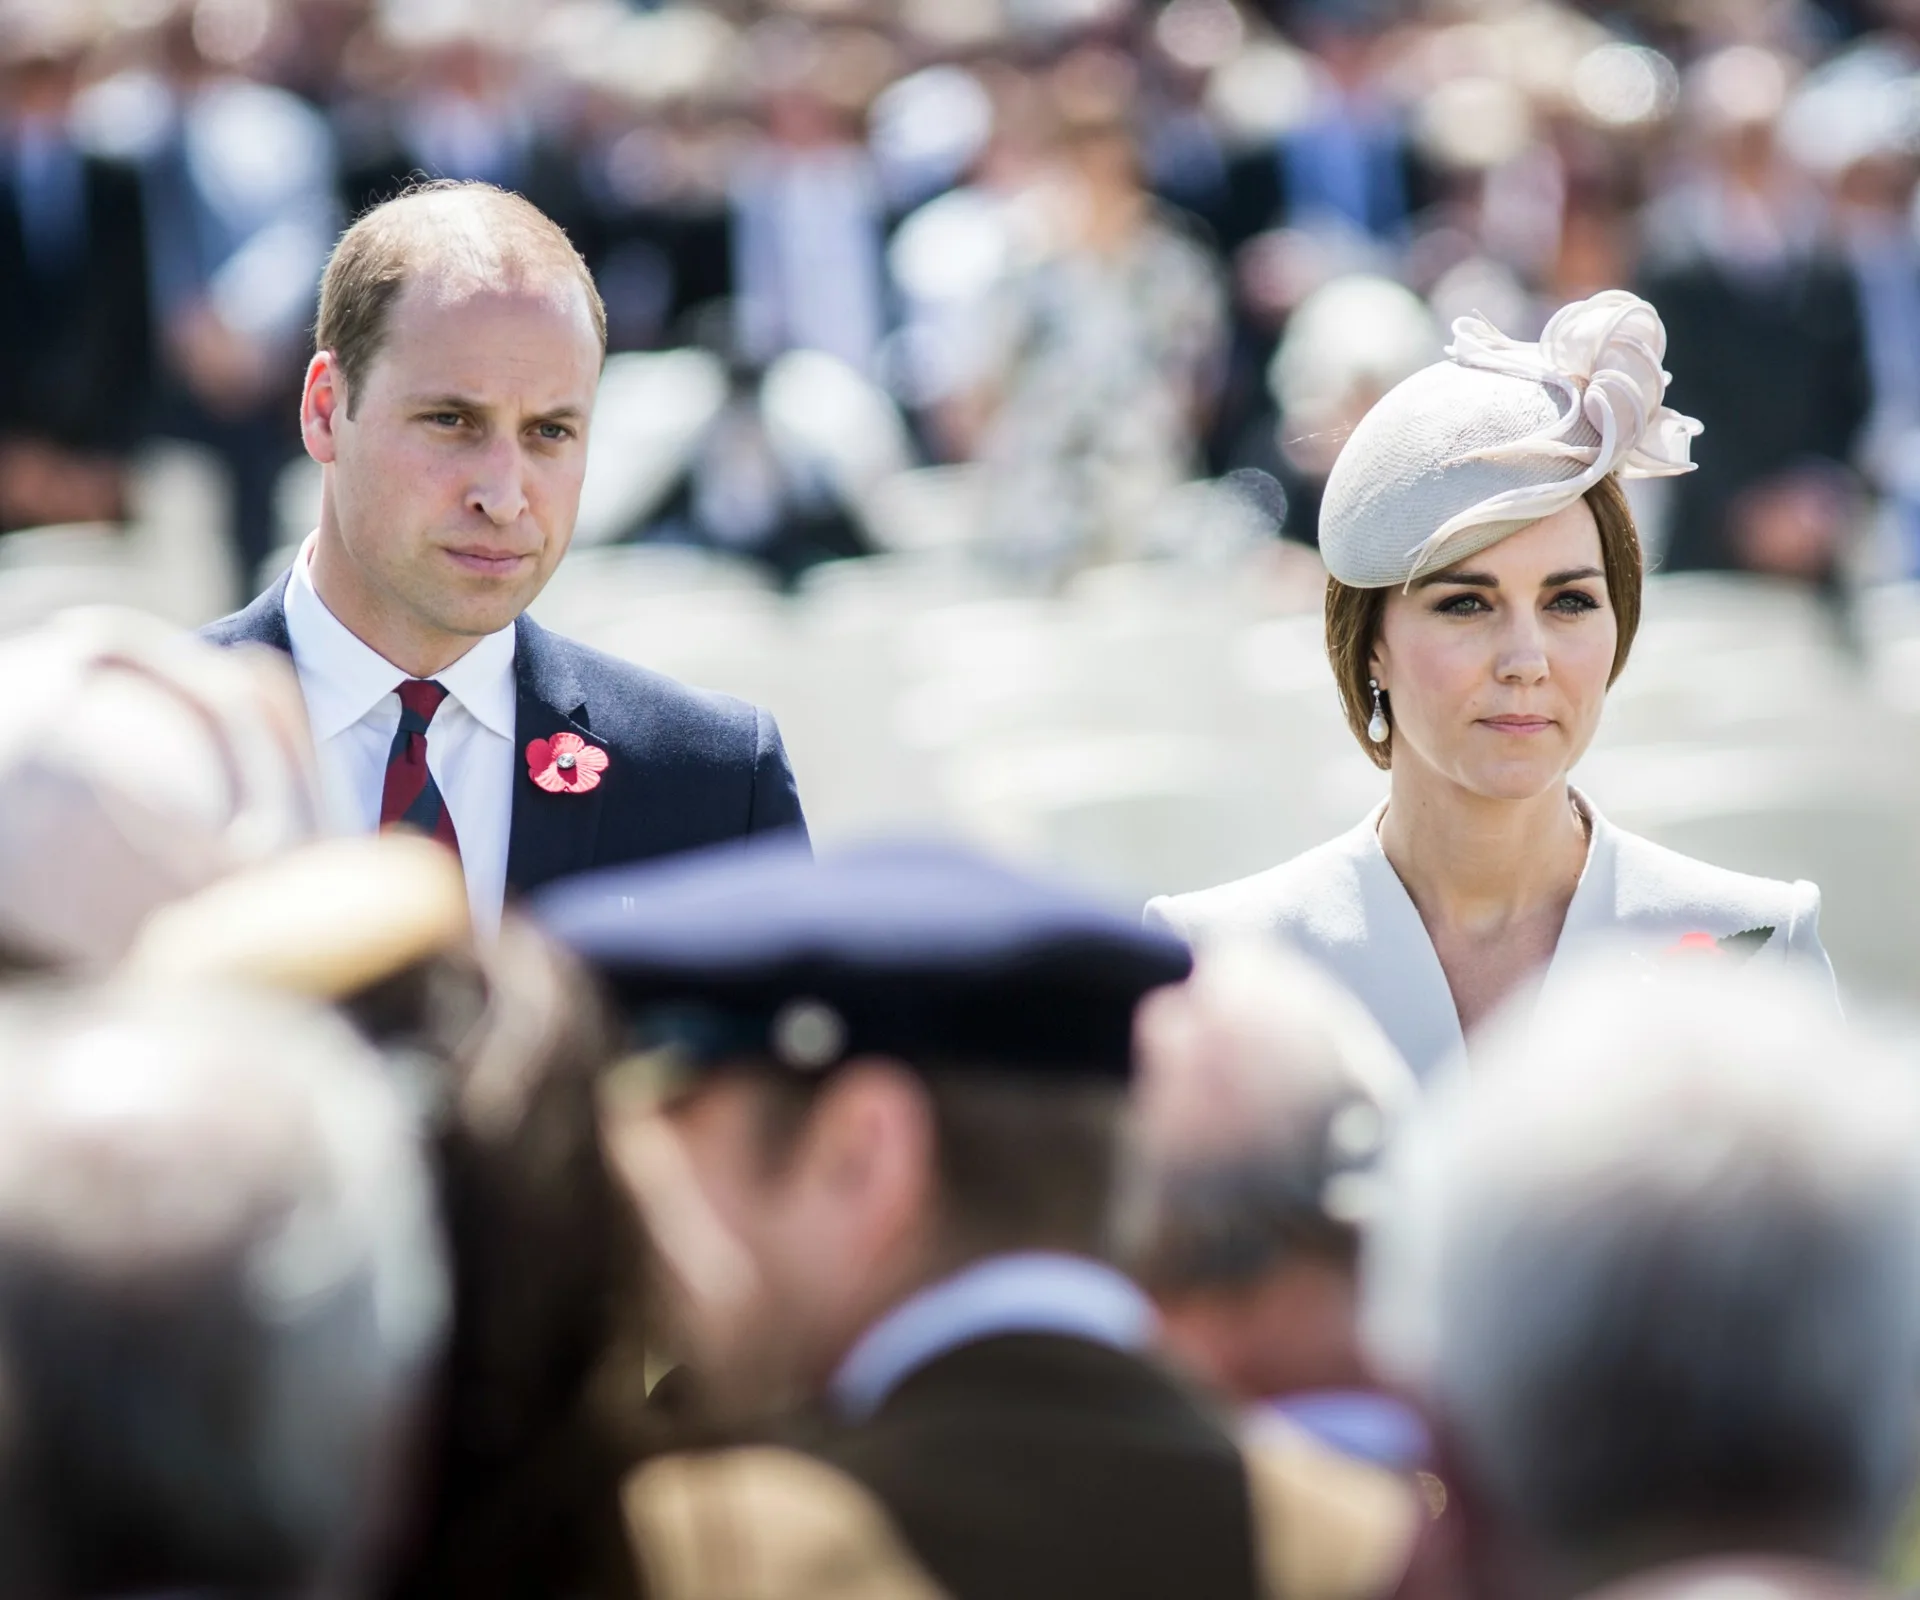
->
xmin=1668 ymin=932 xmax=1723 ymax=956
xmin=526 ymin=731 xmax=608 ymax=794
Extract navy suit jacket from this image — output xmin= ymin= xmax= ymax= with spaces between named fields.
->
xmin=202 ymin=575 xmax=807 ymax=898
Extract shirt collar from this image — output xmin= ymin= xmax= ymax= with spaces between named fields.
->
xmin=828 ymin=1252 xmax=1155 ymax=1422
xmin=283 ymin=534 xmax=517 ymax=741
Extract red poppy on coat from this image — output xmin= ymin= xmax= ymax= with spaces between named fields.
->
xmin=526 ymin=731 xmax=608 ymax=794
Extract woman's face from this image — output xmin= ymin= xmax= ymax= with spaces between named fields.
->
xmin=1371 ymin=499 xmax=1617 ymax=802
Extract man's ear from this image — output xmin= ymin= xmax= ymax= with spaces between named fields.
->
xmin=301 ymin=351 xmax=346 ymax=466
xmin=805 ymin=1059 xmax=937 ymax=1235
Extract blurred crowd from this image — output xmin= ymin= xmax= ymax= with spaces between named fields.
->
xmin=12 ymin=0 xmax=1920 ymax=590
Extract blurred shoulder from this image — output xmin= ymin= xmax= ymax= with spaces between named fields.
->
xmin=1239 ymin=1419 xmax=1421 ymax=1600
xmin=624 ymin=1445 xmax=948 ymax=1600
xmin=1145 ymin=818 xmax=1379 ymax=950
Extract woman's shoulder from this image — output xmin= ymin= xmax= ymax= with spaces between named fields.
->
xmin=1145 ymin=820 xmax=1379 ymax=948
xmin=1603 ymin=823 xmax=1822 ymax=934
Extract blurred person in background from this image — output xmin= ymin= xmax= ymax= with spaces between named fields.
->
xmin=1149 ymin=291 xmax=1833 ymax=1081
xmin=0 ymin=605 xmax=322 ymax=975
xmin=1638 ymin=45 xmax=1870 ymax=584
xmin=730 ymin=22 xmax=895 ymax=384
xmin=886 ymin=63 xmax=1055 ymax=461
xmin=973 ymin=58 xmax=1228 ymax=580
xmin=1783 ymin=41 xmax=1920 ymax=576
xmin=1231 ymin=272 xmax=1440 ymax=548
xmin=137 ymin=0 xmax=340 ymax=589
xmin=1364 ymin=959 xmax=1920 ymax=1600
xmin=334 ymin=9 xmax=593 ymax=247
xmin=0 ymin=983 xmax=447 ymax=1599
xmin=1125 ymin=941 xmax=1421 ymax=1469
xmin=202 ymin=182 xmax=807 ymax=934
xmin=1218 ymin=0 xmax=1426 ymax=256
xmin=543 ymin=838 xmax=1419 ymax=1600
xmin=0 ymin=0 xmax=154 ymax=535
xmin=131 ymin=834 xmax=654 ymax=1600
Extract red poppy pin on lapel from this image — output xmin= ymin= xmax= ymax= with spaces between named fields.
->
xmin=527 ymin=732 xmax=608 ymax=794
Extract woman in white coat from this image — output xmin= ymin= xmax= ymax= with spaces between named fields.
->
xmin=1147 ymin=290 xmax=1834 ymax=1079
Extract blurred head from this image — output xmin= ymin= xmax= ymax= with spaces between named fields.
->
xmin=1687 ymin=46 xmax=1794 ymax=177
xmin=603 ymin=1058 xmax=1121 ymax=1423
xmin=0 ymin=608 xmax=322 ymax=974
xmin=1272 ymin=276 xmax=1442 ymax=465
xmin=1364 ymin=962 xmax=1920 ymax=1597
xmin=537 ymin=838 xmax=1186 ymax=1425
xmin=303 ymin=182 xmax=608 ymax=671
xmin=128 ymin=839 xmax=646 ymax=1594
xmin=1327 ymin=479 xmax=1641 ymax=789
xmin=0 ymin=983 xmax=447 ymax=1599
xmin=1123 ymin=942 xmax=1415 ymax=1403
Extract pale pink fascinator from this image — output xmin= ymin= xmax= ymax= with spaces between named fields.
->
xmin=1317 ymin=289 xmax=1704 ymax=588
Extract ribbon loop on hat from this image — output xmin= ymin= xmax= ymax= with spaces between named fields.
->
xmin=1400 ymin=290 xmax=1703 ymax=581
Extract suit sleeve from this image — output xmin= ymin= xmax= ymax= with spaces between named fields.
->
xmin=747 ymin=707 xmax=809 ymax=848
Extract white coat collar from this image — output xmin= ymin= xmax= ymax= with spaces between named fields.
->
xmin=1350 ymin=788 xmax=1613 ymax=1071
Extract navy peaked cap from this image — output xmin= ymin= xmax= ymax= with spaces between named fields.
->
xmin=532 ymin=836 xmax=1193 ymax=1081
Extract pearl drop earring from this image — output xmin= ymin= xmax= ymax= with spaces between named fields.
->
xmin=1367 ymin=679 xmax=1389 ymax=744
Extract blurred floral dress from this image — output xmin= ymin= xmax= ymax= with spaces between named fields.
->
xmin=977 ymin=208 xmax=1226 ymax=582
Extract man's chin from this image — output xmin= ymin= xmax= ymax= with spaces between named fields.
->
xmin=420 ymin=576 xmax=540 ymax=639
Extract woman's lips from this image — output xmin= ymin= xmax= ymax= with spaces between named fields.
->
xmin=1479 ymin=715 xmax=1554 ymax=734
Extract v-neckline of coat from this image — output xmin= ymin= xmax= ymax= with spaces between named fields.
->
xmin=1357 ymin=789 xmax=1610 ymax=1068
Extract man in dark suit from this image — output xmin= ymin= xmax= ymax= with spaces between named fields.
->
xmin=0 ymin=17 xmax=153 ymax=533
xmin=537 ymin=839 xmax=1419 ymax=1600
xmin=203 ymin=180 xmax=805 ymax=928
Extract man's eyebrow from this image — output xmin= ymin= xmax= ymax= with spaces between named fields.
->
xmin=403 ymin=395 xmax=589 ymax=424
xmin=1413 ymin=570 xmax=1497 ymax=589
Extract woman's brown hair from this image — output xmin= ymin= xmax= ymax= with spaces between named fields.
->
xmin=1325 ymin=474 xmax=1643 ymax=770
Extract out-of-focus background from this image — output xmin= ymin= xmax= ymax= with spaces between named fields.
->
xmin=6 ymin=0 xmax=1920 ymax=999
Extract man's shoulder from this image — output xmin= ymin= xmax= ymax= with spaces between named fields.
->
xmin=200 ymin=576 xmax=293 ymax=653
xmin=624 ymin=1445 xmax=949 ymax=1600
xmin=517 ymin=619 xmax=769 ymax=760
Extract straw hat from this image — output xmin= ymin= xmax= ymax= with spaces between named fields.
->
xmin=1317 ymin=289 xmax=1702 ymax=588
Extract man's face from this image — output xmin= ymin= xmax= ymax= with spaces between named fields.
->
xmin=312 ymin=274 xmax=600 ymax=646
xmin=602 ymin=1065 xmax=934 ymax=1420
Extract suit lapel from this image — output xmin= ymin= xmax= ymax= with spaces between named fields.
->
xmin=506 ymin=615 xmax=608 ymax=895
xmin=1347 ymin=809 xmax=1468 ymax=1079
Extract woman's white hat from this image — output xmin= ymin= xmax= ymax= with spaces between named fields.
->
xmin=1318 ymin=289 xmax=1703 ymax=588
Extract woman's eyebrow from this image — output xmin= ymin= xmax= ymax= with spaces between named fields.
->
xmin=1413 ymin=570 xmax=1497 ymax=589
xmin=1543 ymin=566 xmax=1604 ymax=585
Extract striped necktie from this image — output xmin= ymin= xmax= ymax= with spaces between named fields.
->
xmin=380 ymin=679 xmax=461 ymax=861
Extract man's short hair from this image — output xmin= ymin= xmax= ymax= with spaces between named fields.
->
xmin=315 ymin=180 xmax=608 ymax=415
xmin=1363 ymin=960 xmax=1920 ymax=1572
xmin=0 ymin=984 xmax=448 ymax=1596
xmin=752 ymin=1065 xmax=1124 ymax=1263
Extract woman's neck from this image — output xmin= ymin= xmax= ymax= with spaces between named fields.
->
xmin=1377 ymin=765 xmax=1590 ymax=937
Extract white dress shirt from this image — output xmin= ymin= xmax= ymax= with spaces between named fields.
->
xmin=828 ymin=1252 xmax=1156 ymax=1421
xmin=282 ymin=537 xmax=516 ymax=933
